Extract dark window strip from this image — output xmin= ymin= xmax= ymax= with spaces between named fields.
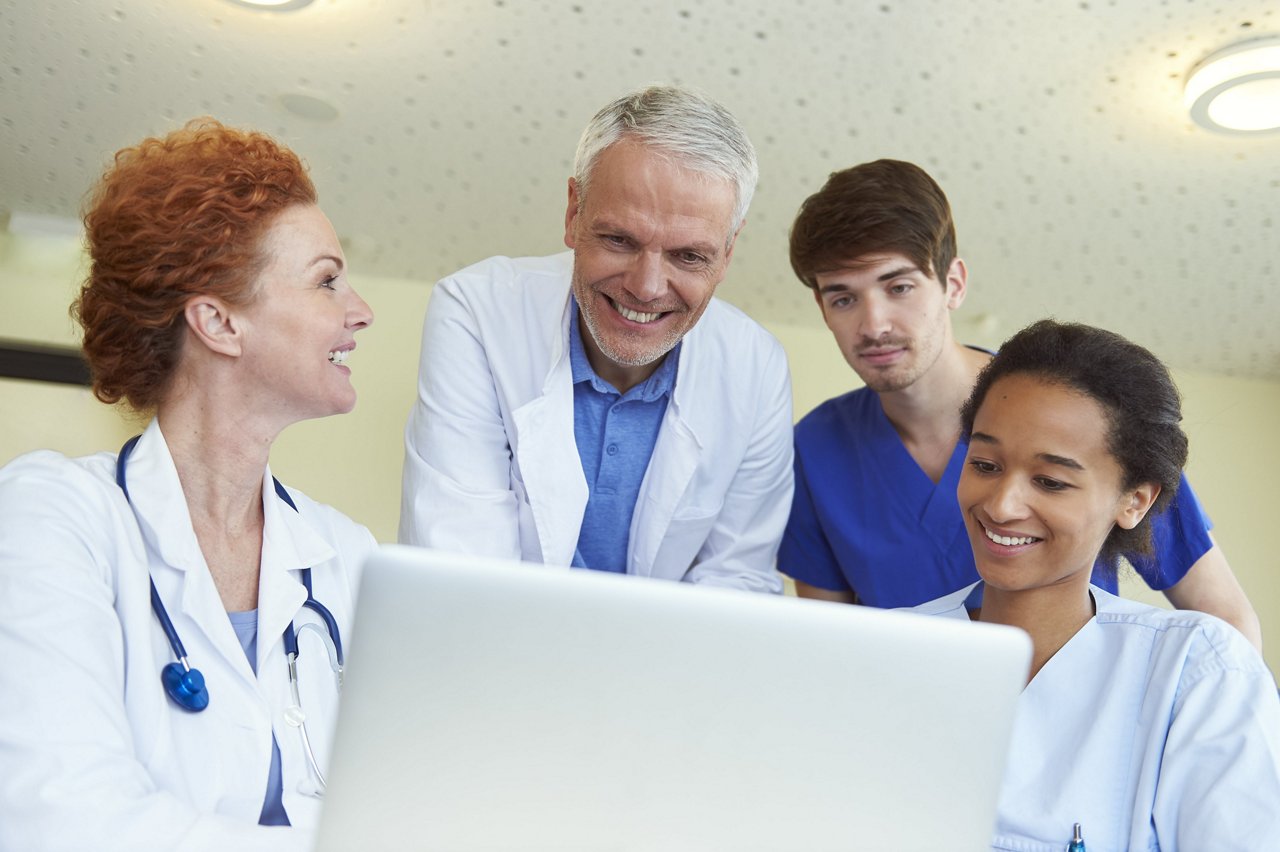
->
xmin=0 ymin=340 xmax=91 ymax=387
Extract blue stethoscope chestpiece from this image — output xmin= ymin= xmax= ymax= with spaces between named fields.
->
xmin=160 ymin=659 xmax=210 ymax=712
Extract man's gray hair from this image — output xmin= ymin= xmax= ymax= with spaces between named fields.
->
xmin=572 ymin=84 xmax=759 ymax=234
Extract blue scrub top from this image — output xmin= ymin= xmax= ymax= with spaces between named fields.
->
xmin=779 ymin=387 xmax=1213 ymax=608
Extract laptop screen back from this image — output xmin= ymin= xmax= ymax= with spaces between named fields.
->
xmin=315 ymin=545 xmax=1029 ymax=852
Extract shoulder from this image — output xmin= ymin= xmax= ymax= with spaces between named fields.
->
xmin=0 ymin=448 xmax=133 ymax=573
xmin=428 ymin=253 xmax=572 ymax=345
xmin=676 ymin=299 xmax=789 ymax=410
xmin=688 ymin=297 xmax=786 ymax=360
xmin=902 ymin=582 xmax=978 ymax=620
xmin=0 ymin=448 xmax=120 ymax=510
xmin=1092 ymin=587 xmax=1268 ymax=678
xmin=275 ymin=485 xmax=379 ymax=560
xmin=795 ymin=387 xmax=876 ymax=441
xmin=434 ymin=252 xmax=572 ymax=303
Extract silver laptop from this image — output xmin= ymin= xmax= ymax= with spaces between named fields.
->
xmin=315 ymin=545 xmax=1030 ymax=852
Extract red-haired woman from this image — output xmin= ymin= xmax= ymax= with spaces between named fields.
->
xmin=0 ymin=120 xmax=375 ymax=852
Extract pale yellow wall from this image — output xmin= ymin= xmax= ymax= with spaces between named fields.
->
xmin=266 ymin=273 xmax=431 ymax=542
xmin=0 ymin=233 xmax=139 ymax=457
xmin=1115 ymin=369 xmax=1280 ymax=679
xmin=3 ymin=234 xmax=1278 ymax=677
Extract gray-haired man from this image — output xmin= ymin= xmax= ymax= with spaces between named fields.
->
xmin=400 ymin=85 xmax=792 ymax=592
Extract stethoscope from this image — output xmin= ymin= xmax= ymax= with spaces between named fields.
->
xmin=115 ymin=435 xmax=343 ymax=795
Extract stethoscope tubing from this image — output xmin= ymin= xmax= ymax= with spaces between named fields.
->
xmin=116 ymin=435 xmax=342 ymax=794
xmin=115 ymin=436 xmax=344 ymax=702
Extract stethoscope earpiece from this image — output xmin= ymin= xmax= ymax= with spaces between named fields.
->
xmin=161 ymin=661 xmax=210 ymax=712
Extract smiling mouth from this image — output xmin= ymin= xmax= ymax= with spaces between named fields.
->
xmin=328 ymin=349 xmax=350 ymax=364
xmin=982 ymin=524 xmax=1042 ymax=547
xmin=858 ymin=346 xmax=906 ymax=361
xmin=607 ymin=297 xmax=666 ymax=324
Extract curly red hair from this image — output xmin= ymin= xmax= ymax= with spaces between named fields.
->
xmin=74 ymin=118 xmax=317 ymax=410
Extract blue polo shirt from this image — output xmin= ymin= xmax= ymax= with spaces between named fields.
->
xmin=569 ymin=300 xmax=679 ymax=573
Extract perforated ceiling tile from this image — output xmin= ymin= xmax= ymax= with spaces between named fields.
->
xmin=1 ymin=0 xmax=1277 ymax=377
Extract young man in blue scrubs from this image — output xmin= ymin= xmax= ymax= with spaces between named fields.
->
xmin=781 ymin=159 xmax=1263 ymax=649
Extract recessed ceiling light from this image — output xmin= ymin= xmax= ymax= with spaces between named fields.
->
xmin=1185 ymin=36 xmax=1280 ymax=135
xmin=221 ymin=0 xmax=316 ymax=11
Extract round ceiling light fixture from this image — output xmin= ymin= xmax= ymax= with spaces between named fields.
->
xmin=1184 ymin=35 xmax=1280 ymax=135
xmin=221 ymin=0 xmax=315 ymax=11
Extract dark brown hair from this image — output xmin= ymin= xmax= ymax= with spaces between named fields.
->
xmin=74 ymin=118 xmax=316 ymax=410
xmin=789 ymin=159 xmax=956 ymax=290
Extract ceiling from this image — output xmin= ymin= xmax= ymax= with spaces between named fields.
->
xmin=2 ymin=0 xmax=1277 ymax=379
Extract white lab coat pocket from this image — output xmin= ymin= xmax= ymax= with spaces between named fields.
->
xmin=650 ymin=504 xmax=722 ymax=580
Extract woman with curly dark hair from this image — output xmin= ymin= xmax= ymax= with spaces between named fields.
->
xmin=0 ymin=119 xmax=375 ymax=851
xmin=910 ymin=319 xmax=1280 ymax=851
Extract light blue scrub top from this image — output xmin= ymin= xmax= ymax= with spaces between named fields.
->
xmin=911 ymin=583 xmax=1280 ymax=851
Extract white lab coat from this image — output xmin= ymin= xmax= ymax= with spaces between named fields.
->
xmin=400 ymin=253 xmax=793 ymax=593
xmin=0 ymin=420 xmax=376 ymax=852
xmin=912 ymin=583 xmax=1280 ymax=852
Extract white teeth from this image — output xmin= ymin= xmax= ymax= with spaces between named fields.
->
xmin=984 ymin=526 xmax=1038 ymax=547
xmin=611 ymin=299 xmax=661 ymax=324
xmin=328 ymin=350 xmax=349 ymax=364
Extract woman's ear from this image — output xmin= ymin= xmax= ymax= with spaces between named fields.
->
xmin=183 ymin=296 xmax=242 ymax=357
xmin=1115 ymin=482 xmax=1161 ymax=530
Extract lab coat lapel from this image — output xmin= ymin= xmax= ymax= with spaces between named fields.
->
xmin=629 ymin=346 xmax=702 ymax=578
xmin=125 ymin=421 xmax=206 ymax=578
xmin=124 ymin=421 xmax=253 ymax=684
xmin=510 ymin=295 xmax=588 ymax=566
xmin=255 ymin=470 xmax=327 ymax=673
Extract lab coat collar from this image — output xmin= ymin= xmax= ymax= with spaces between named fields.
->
xmin=121 ymin=421 xmax=251 ymax=680
xmin=911 ymin=581 xmax=980 ymax=618
xmin=665 ymin=317 xmax=707 ymax=449
xmin=256 ymin=472 xmax=337 ymax=671
xmin=122 ymin=419 xmax=335 ymax=675
xmin=912 ymin=581 xmax=1123 ymax=619
xmin=122 ymin=419 xmax=210 ymax=578
xmin=543 ymin=275 xmax=572 ymax=382
xmin=1087 ymin=584 xmax=1131 ymax=614
xmin=510 ymin=288 xmax=588 ymax=564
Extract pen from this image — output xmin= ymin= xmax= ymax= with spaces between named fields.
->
xmin=1067 ymin=822 xmax=1085 ymax=852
